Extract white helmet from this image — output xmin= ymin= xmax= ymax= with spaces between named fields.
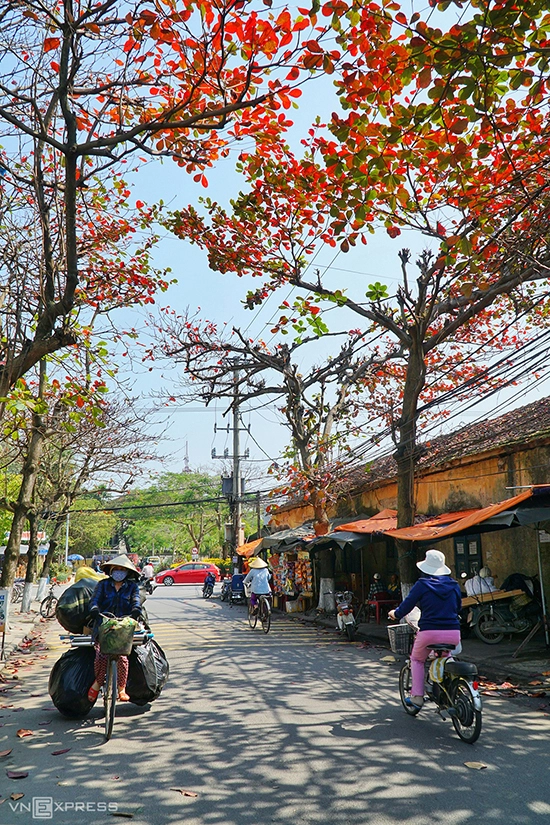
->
xmin=479 ymin=567 xmax=492 ymax=578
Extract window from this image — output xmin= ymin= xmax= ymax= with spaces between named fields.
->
xmin=454 ymin=534 xmax=482 ymax=577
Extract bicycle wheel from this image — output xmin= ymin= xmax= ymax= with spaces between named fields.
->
xmin=450 ymin=678 xmax=482 ymax=744
xmin=248 ymin=601 xmax=258 ymax=629
xmin=104 ymin=659 xmax=117 ymax=742
xmin=398 ymin=662 xmax=421 ymax=716
xmin=12 ymin=586 xmax=23 ymax=604
xmin=260 ymin=598 xmax=271 ymax=634
xmin=40 ymin=595 xmax=58 ymax=619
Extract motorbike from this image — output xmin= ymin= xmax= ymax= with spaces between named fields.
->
xmin=325 ymin=590 xmax=357 ymax=641
xmin=467 ymin=590 xmax=541 ymax=644
xmin=139 ymin=575 xmax=154 ymax=595
xmin=391 ymin=619 xmax=482 ymax=744
xmin=229 ymin=573 xmax=247 ymax=606
xmin=202 ymin=580 xmax=214 ymax=599
xmin=463 ymin=576 xmax=542 ymax=645
xmin=220 ymin=578 xmax=231 ymax=602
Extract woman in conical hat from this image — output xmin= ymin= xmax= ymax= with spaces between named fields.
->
xmin=243 ymin=556 xmax=271 ymax=611
xmin=87 ymin=555 xmax=142 ymax=704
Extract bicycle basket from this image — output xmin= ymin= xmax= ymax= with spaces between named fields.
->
xmin=387 ymin=624 xmax=415 ymax=655
xmin=98 ymin=616 xmax=137 ymax=656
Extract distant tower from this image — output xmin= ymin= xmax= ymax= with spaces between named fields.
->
xmin=183 ymin=441 xmax=191 ymax=474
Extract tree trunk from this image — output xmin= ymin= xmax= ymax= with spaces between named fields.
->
xmin=0 ymin=365 xmax=46 ymax=589
xmin=394 ymin=340 xmax=426 ymax=588
xmin=316 ymin=548 xmax=335 ymax=611
xmin=21 ymin=512 xmax=39 ymax=612
xmin=37 ymin=512 xmax=66 ymax=599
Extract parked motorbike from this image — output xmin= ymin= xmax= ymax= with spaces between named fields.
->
xmin=229 ymin=573 xmax=247 ymax=606
xmin=465 ymin=583 xmax=541 ymax=645
xmin=325 ymin=590 xmax=357 ymax=641
xmin=220 ymin=578 xmax=231 ymax=602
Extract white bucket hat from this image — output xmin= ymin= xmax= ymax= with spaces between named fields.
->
xmin=417 ymin=549 xmax=451 ymax=576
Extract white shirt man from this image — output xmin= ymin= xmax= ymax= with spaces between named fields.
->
xmin=142 ymin=563 xmax=155 ymax=580
xmin=465 ymin=567 xmax=498 ymax=597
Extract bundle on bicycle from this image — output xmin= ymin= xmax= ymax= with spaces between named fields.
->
xmin=48 ymin=554 xmax=169 ymax=741
xmin=388 ymin=549 xmax=482 ymax=744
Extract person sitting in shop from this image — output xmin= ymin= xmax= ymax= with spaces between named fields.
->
xmin=368 ymin=573 xmax=386 ymax=600
xmin=387 ymin=573 xmax=400 ymax=600
xmin=464 ymin=567 xmax=498 ymax=597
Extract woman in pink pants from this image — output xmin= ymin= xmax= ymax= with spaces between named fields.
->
xmin=388 ymin=549 xmax=462 ymax=709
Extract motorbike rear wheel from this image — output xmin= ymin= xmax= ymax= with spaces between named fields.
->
xmin=399 ymin=663 xmax=421 ymax=717
xmin=450 ymin=677 xmax=482 ymax=744
xmin=345 ymin=623 xmax=356 ymax=642
xmin=474 ymin=607 xmax=505 ymax=644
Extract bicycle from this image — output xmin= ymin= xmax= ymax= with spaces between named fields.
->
xmin=248 ymin=593 xmax=272 ymax=634
xmin=63 ymin=623 xmax=152 ymax=742
xmin=389 ymin=623 xmax=482 ymax=744
xmin=40 ymin=579 xmax=59 ymax=619
xmin=11 ymin=579 xmax=24 ymax=605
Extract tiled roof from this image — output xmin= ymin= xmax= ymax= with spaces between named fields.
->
xmin=347 ymin=395 xmax=550 ymax=494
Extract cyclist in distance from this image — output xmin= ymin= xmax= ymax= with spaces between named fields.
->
xmin=87 ymin=555 xmax=142 ymax=704
xmin=388 ymin=549 xmax=462 ymax=710
xmin=243 ymin=557 xmax=272 ymax=613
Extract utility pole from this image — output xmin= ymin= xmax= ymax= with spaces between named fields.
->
xmin=211 ymin=365 xmax=250 ymax=569
xmin=232 ymin=368 xmax=242 ymax=555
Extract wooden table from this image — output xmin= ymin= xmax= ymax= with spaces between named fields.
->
xmin=366 ymin=598 xmax=399 ymax=624
xmin=461 ymin=588 xmax=524 ymax=608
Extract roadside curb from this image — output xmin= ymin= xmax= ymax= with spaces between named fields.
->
xmin=1 ymin=605 xmax=44 ymax=673
xmin=281 ymin=609 xmax=549 ymax=687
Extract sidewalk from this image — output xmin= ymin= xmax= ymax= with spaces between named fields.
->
xmin=285 ymin=609 xmax=550 ymax=686
xmin=1 ymin=603 xmax=44 ymax=670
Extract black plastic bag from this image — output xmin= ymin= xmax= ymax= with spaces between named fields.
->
xmin=55 ymin=578 xmax=98 ymax=633
xmin=48 ymin=647 xmax=95 ymax=718
xmin=126 ymin=640 xmax=169 ymax=706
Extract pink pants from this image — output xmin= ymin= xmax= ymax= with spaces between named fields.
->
xmin=410 ymin=629 xmax=461 ymax=695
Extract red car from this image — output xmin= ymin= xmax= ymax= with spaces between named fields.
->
xmin=155 ymin=562 xmax=220 ymax=586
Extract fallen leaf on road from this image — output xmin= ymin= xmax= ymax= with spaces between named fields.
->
xmin=38 ymin=721 xmax=51 ymax=726
xmin=0 ymin=750 xmax=12 ymax=758
xmin=16 ymin=729 xmax=33 ymax=738
xmin=464 ymin=762 xmax=487 ymax=770
xmin=51 ymin=749 xmax=71 ymax=756
xmin=170 ymin=788 xmax=199 ymax=797
xmin=110 ymin=776 xmax=121 ymax=781
xmin=380 ymin=655 xmax=396 ymax=663
xmin=6 ymin=771 xmax=28 ymax=779
xmin=10 ymin=793 xmax=24 ymax=801
xmin=529 ymin=680 xmax=543 ymax=686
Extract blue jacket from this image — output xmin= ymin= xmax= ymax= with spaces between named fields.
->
xmin=89 ymin=577 xmax=141 ymax=619
xmin=394 ymin=575 xmax=462 ymax=631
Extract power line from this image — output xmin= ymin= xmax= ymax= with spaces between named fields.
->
xmin=70 ymin=487 xmax=284 ymax=514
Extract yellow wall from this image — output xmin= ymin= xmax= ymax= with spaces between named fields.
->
xmin=268 ymin=441 xmax=550 ymax=597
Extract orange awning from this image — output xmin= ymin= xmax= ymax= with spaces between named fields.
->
xmin=385 ymin=488 xmax=541 ymax=542
xmin=334 ymin=509 xmax=398 ymax=534
xmin=236 ymin=538 xmax=263 ymax=557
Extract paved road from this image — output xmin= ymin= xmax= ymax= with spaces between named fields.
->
xmin=0 ymin=586 xmax=549 ymax=825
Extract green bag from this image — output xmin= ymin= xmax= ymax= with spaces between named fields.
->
xmin=98 ymin=616 xmax=137 ymax=656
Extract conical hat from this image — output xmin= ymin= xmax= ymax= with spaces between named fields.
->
xmin=100 ymin=554 xmax=140 ymax=579
xmin=248 ymin=556 xmax=268 ymax=569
